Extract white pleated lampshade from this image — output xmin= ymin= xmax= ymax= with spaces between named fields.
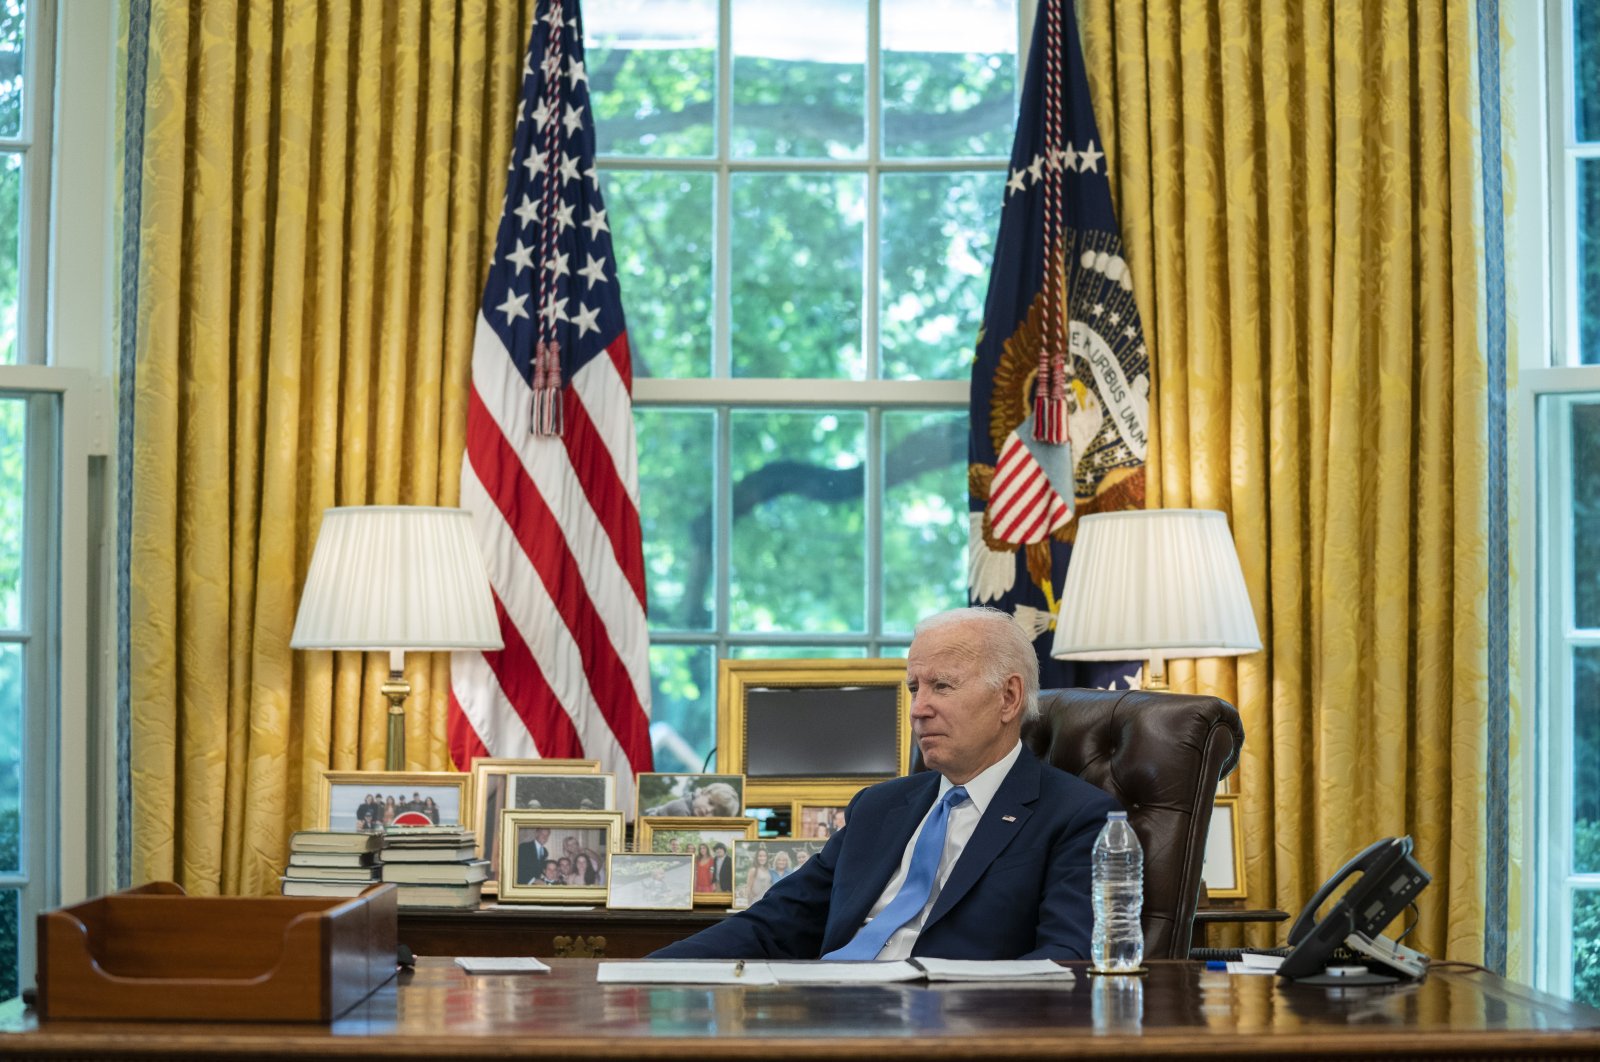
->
xmin=290 ymin=506 xmax=503 ymax=652
xmin=1051 ymin=509 xmax=1261 ymax=662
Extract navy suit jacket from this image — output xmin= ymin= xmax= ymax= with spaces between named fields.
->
xmin=652 ymin=752 xmax=1120 ymax=960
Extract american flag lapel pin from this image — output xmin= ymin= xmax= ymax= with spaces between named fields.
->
xmin=1001 ymin=815 xmax=1017 ymax=823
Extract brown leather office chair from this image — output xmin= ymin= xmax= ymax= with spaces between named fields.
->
xmin=1021 ymin=688 xmax=1245 ymax=959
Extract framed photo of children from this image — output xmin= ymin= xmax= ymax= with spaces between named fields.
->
xmin=319 ymin=771 xmax=470 ymax=833
xmin=498 ymin=809 xmax=624 ymax=904
xmin=468 ymin=758 xmax=604 ymax=893
xmin=731 ymin=839 xmax=824 ymax=909
xmin=635 ymin=773 xmax=745 ymax=818
xmin=606 ymin=853 xmax=695 ymax=912
xmin=635 ymin=817 xmax=758 ymax=907
xmin=791 ymin=802 xmax=848 ymax=842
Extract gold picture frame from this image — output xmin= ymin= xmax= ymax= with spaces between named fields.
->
xmin=635 ymin=816 xmax=758 ymax=908
xmin=318 ymin=770 xmax=471 ymax=832
xmin=469 ymin=758 xmax=612 ymax=894
xmin=716 ymin=658 xmax=911 ymax=809
xmin=790 ymin=801 xmax=849 ymax=843
xmin=1202 ymin=793 xmax=1246 ymax=900
xmin=497 ymin=809 xmax=624 ymax=903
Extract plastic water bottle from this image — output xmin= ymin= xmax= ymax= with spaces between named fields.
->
xmin=1091 ymin=810 xmax=1144 ymax=972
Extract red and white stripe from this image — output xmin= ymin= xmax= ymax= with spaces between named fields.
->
xmin=987 ymin=430 xmax=1071 ymax=545
xmin=450 ymin=314 xmax=652 ymax=816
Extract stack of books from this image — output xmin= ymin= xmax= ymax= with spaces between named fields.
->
xmin=280 ymin=831 xmax=384 ymax=897
xmin=380 ymin=825 xmax=490 ymax=909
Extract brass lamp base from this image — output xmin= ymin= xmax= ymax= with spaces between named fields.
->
xmin=380 ymin=668 xmax=411 ymax=771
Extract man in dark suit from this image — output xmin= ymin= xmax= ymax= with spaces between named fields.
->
xmin=652 ymin=607 xmax=1120 ymax=961
xmin=517 ymin=828 xmax=551 ymax=885
xmin=710 ymin=843 xmax=732 ymax=891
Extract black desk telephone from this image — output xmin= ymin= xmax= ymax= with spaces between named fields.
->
xmin=1277 ymin=836 xmax=1432 ymax=983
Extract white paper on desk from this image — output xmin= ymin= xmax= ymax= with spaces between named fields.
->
xmin=1224 ymin=961 xmax=1279 ymax=975
xmin=1240 ymin=952 xmax=1285 ymax=972
xmin=914 ymin=959 xmax=1075 ymax=982
xmin=597 ymin=961 xmax=778 ymax=986
xmin=767 ymin=961 xmax=924 ymax=985
xmin=454 ymin=956 xmax=551 ymax=974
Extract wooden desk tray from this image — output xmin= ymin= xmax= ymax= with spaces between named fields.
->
xmin=36 ymin=881 xmax=399 ymax=1022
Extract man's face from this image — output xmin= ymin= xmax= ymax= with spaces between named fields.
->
xmin=534 ymin=829 xmax=551 ymax=843
xmin=564 ymin=837 xmax=580 ymax=855
xmin=558 ymin=857 xmax=573 ymax=875
xmin=714 ymin=845 xmax=726 ymax=860
xmin=832 ymin=810 xmax=846 ymax=828
xmin=906 ymin=621 xmax=1022 ymax=785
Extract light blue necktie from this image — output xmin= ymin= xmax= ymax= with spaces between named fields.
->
xmin=823 ymin=785 xmax=969 ymax=961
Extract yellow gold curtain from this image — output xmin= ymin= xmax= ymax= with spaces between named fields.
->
xmin=1079 ymin=0 xmax=1488 ymax=961
xmin=128 ymin=0 xmax=534 ymax=894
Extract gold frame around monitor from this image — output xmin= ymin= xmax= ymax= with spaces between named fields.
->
xmin=716 ymin=658 xmax=911 ymax=809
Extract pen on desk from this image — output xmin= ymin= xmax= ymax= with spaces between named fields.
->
xmin=734 ymin=960 xmax=745 ymax=978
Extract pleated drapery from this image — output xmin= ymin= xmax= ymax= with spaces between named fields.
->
xmin=127 ymin=0 xmax=534 ymax=894
xmin=1079 ymin=0 xmax=1488 ymax=962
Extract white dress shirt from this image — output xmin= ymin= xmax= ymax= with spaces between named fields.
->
xmin=858 ymin=740 xmax=1024 ymax=959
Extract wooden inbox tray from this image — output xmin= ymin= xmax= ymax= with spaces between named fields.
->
xmin=37 ymin=881 xmax=399 ymax=1022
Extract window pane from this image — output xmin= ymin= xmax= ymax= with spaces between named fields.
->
xmin=731 ymin=173 xmax=865 ymax=378
xmin=1578 ymin=647 xmax=1600 ymax=874
xmin=1572 ymin=401 xmax=1600 ymax=627
xmin=608 ymin=170 xmax=714 ymax=377
xmin=0 ymin=154 xmax=19 ymax=365
xmin=0 ymin=642 xmax=17 ymax=875
xmin=1579 ymin=160 xmax=1600 ymax=365
xmin=0 ymin=396 xmax=20 ymax=628
xmin=1574 ymin=889 xmax=1600 ymax=1008
xmin=881 ymin=0 xmax=1016 ymax=157
xmin=637 ymin=409 xmax=714 ymax=631
xmin=728 ymin=645 xmax=867 ymax=658
xmin=880 ymin=171 xmax=1002 ymax=380
xmin=649 ymin=643 xmax=715 ymax=772
xmin=587 ymin=0 xmax=716 ymax=157
xmin=0 ymin=3 xmax=22 ymax=140
xmin=1578 ymin=0 xmax=1600 ymax=143
xmin=882 ymin=410 xmax=966 ymax=633
xmin=732 ymin=0 xmax=865 ymax=158
xmin=0 ymin=888 xmax=15 ymax=1002
xmin=730 ymin=410 xmax=865 ymax=631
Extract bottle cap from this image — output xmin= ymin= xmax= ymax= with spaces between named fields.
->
xmin=1107 ymin=811 xmax=1127 ymax=820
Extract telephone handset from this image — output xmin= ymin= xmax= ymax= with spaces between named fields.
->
xmin=1277 ymin=836 xmax=1431 ymax=982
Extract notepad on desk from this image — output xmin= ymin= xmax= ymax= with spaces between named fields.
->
xmin=596 ymin=959 xmax=1074 ymax=986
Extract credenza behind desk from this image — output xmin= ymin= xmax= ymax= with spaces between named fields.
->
xmin=398 ymin=904 xmax=1288 ymax=958
xmin=6 ymin=959 xmax=1600 ymax=1060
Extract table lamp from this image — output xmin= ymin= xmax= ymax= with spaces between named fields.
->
xmin=290 ymin=506 xmax=503 ymax=770
xmin=1050 ymin=509 xmax=1261 ymax=690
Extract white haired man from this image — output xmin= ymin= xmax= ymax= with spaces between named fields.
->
xmin=653 ymin=607 xmax=1120 ymax=960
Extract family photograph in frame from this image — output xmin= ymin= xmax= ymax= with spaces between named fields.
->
xmin=319 ymin=771 xmax=469 ymax=833
xmin=498 ymin=809 xmax=623 ymax=903
xmin=635 ymin=773 xmax=745 ymax=818
xmin=791 ymin=802 xmax=848 ymax=842
xmin=731 ymin=838 xmax=826 ymax=908
xmin=467 ymin=758 xmax=600 ymax=892
xmin=605 ymin=853 xmax=695 ymax=911
xmin=635 ymin=817 xmax=757 ymax=906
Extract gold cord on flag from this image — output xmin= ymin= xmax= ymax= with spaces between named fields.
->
xmin=1034 ymin=0 xmax=1071 ymax=445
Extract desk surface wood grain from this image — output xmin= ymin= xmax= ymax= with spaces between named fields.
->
xmin=3 ymin=959 xmax=1599 ymax=1060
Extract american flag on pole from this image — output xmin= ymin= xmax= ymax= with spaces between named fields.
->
xmin=450 ymin=0 xmax=653 ymax=800
xmin=968 ymin=0 xmax=1148 ymax=688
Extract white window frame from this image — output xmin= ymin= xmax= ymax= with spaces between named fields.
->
xmin=610 ymin=2 xmax=1023 ymax=741
xmin=1513 ymin=0 xmax=1600 ymax=999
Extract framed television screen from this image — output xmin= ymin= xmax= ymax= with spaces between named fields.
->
xmin=716 ymin=659 xmax=911 ymax=808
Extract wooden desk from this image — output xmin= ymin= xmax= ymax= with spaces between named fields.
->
xmin=4 ymin=958 xmax=1599 ymax=1059
xmin=399 ymin=905 xmax=1289 ymax=958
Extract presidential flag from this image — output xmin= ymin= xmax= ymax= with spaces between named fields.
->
xmin=450 ymin=0 xmax=653 ymax=800
xmin=968 ymin=0 xmax=1149 ymax=688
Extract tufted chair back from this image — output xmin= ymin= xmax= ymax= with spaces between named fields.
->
xmin=1020 ymin=688 xmax=1245 ymax=959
